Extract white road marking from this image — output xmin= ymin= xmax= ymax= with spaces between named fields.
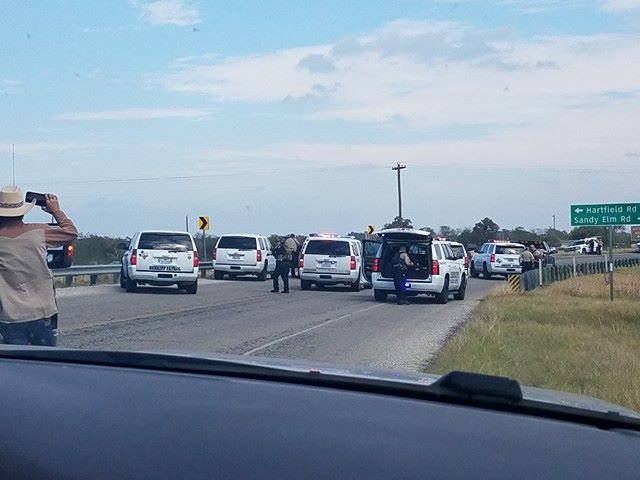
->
xmin=242 ymin=303 xmax=384 ymax=356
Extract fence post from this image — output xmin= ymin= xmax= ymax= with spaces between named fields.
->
xmin=572 ymin=256 xmax=577 ymax=277
xmin=538 ymin=260 xmax=543 ymax=286
xmin=65 ymin=276 xmax=73 ymax=287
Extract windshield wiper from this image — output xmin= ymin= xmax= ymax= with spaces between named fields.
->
xmin=1 ymin=348 xmax=638 ymax=431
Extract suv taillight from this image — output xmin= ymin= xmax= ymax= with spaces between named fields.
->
xmin=350 ymin=256 xmax=356 ymax=270
xmin=432 ymin=259 xmax=439 ymax=275
xmin=257 ymin=250 xmax=262 ymax=262
xmin=66 ymin=244 xmax=74 ymax=258
xmin=372 ymin=258 xmax=380 ymax=272
xmin=490 ymin=254 xmax=496 ymax=263
xmin=130 ymin=249 xmax=137 ymax=266
xmin=299 ymin=255 xmax=304 ymax=268
xmin=212 ymin=248 xmax=217 ymax=260
xmin=193 ymin=251 xmax=199 ymax=268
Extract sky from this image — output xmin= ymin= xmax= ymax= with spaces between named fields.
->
xmin=1 ymin=0 xmax=639 ymax=236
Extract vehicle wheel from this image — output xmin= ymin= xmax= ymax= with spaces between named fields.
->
xmin=125 ymin=277 xmax=137 ymax=293
xmin=119 ymin=267 xmax=126 ymax=288
xmin=470 ymin=263 xmax=478 ymax=278
xmin=213 ymin=270 xmax=224 ymax=280
xmin=482 ymin=263 xmax=490 ymax=279
xmin=300 ymin=279 xmax=312 ymax=290
xmin=185 ymin=281 xmax=198 ymax=294
xmin=350 ymin=272 xmax=361 ymax=291
xmin=435 ymin=277 xmax=449 ymax=304
xmin=257 ymin=263 xmax=268 ymax=281
xmin=374 ymin=289 xmax=387 ymax=302
xmin=453 ymin=275 xmax=466 ymax=301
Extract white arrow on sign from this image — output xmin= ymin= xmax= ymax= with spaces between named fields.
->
xmin=574 ymin=208 xmax=584 ymax=213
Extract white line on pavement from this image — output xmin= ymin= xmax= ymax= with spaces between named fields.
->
xmin=242 ymin=303 xmax=384 ymax=356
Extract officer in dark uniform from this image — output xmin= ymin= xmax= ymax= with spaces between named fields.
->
xmin=271 ymin=239 xmax=291 ymax=294
xmin=391 ymin=246 xmax=414 ymax=305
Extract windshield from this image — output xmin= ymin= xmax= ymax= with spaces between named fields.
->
xmin=138 ymin=233 xmax=193 ymax=252
xmin=217 ymin=236 xmax=258 ymax=250
xmin=304 ymin=240 xmax=350 ymax=256
xmin=2 ymin=1 xmax=639 ymax=422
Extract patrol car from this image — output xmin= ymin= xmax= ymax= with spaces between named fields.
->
xmin=298 ymin=234 xmax=363 ymax=291
xmin=470 ymin=241 xmax=525 ymax=278
xmin=212 ymin=234 xmax=276 ymax=281
xmin=369 ymin=229 xmax=466 ymax=304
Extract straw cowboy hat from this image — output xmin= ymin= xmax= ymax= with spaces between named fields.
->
xmin=0 ymin=186 xmax=35 ymax=217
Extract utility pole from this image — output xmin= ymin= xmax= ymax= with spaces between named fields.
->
xmin=552 ymin=214 xmax=556 ymax=231
xmin=185 ymin=215 xmax=189 ymax=233
xmin=391 ymin=162 xmax=406 ymax=219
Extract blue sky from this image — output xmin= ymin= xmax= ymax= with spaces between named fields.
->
xmin=1 ymin=0 xmax=639 ymax=236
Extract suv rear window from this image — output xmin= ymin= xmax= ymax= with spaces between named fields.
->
xmin=495 ymin=245 xmax=524 ymax=255
xmin=217 ymin=236 xmax=258 ymax=250
xmin=450 ymin=245 xmax=465 ymax=258
xmin=138 ymin=233 xmax=193 ymax=252
xmin=305 ymin=240 xmax=350 ymax=256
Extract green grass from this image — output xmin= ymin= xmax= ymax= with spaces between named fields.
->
xmin=427 ymin=267 xmax=640 ymax=412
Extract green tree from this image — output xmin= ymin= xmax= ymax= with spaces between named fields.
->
xmin=384 ymin=216 xmax=414 ymax=229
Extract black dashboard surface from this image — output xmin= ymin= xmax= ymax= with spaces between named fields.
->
xmin=1 ymin=358 xmax=638 ymax=479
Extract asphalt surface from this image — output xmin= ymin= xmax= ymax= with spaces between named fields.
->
xmin=56 ymin=277 xmax=497 ymax=373
xmin=555 ymin=252 xmax=640 ymax=265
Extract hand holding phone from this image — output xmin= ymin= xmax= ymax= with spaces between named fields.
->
xmin=25 ymin=191 xmax=47 ymax=207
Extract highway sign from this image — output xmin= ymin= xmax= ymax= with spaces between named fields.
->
xmin=632 ymin=226 xmax=640 ymax=241
xmin=197 ymin=216 xmax=210 ymax=231
xmin=367 ymin=225 xmax=375 ymax=235
xmin=570 ymin=203 xmax=640 ymax=226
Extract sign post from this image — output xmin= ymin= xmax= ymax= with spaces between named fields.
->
xmin=571 ymin=202 xmax=640 ymax=302
xmin=197 ymin=216 xmax=210 ymax=262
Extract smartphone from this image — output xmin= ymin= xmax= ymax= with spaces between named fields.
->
xmin=25 ymin=191 xmax=47 ymax=207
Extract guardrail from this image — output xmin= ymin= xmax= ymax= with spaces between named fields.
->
xmin=52 ymin=262 xmax=214 ymax=287
xmin=520 ymin=257 xmax=640 ymax=292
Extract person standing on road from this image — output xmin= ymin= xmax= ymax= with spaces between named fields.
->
xmin=271 ymin=238 xmax=291 ymax=294
xmin=391 ymin=246 xmax=414 ymax=305
xmin=531 ymin=244 xmax=544 ymax=268
xmin=520 ymin=245 xmax=535 ymax=273
xmin=0 ymin=187 xmax=78 ymax=346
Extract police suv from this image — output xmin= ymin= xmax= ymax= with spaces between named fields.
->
xmin=298 ymin=234 xmax=363 ymax=291
xmin=470 ymin=241 xmax=525 ymax=278
xmin=368 ymin=229 xmax=466 ymax=304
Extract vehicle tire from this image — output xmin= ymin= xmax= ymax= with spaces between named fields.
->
xmin=453 ymin=275 xmax=466 ymax=301
xmin=482 ymin=263 xmax=490 ymax=279
xmin=185 ymin=281 xmax=198 ymax=294
xmin=435 ymin=277 xmax=449 ymax=304
xmin=213 ymin=270 xmax=224 ymax=280
xmin=350 ymin=272 xmax=362 ymax=292
xmin=470 ymin=263 xmax=478 ymax=278
xmin=125 ymin=277 xmax=137 ymax=293
xmin=374 ymin=289 xmax=387 ymax=302
xmin=257 ymin=263 xmax=268 ymax=281
xmin=300 ymin=279 xmax=312 ymax=290
xmin=119 ymin=266 xmax=126 ymax=289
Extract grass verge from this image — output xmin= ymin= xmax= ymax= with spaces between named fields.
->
xmin=426 ymin=267 xmax=640 ymax=412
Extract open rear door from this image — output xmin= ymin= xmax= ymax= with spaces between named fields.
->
xmin=361 ymin=233 xmax=381 ymax=285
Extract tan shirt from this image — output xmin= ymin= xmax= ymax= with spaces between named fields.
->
xmin=399 ymin=252 xmax=413 ymax=266
xmin=0 ymin=209 xmax=78 ymax=323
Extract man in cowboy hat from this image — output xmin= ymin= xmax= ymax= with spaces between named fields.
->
xmin=0 ymin=186 xmax=78 ymax=346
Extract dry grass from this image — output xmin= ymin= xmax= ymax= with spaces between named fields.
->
xmin=427 ymin=267 xmax=640 ymax=412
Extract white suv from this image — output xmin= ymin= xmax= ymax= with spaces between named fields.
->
xmin=443 ymin=241 xmax=470 ymax=277
xmin=370 ymin=229 xmax=466 ymax=304
xmin=299 ymin=235 xmax=363 ymax=291
xmin=120 ymin=230 xmax=199 ymax=294
xmin=212 ymin=234 xmax=276 ymax=280
xmin=471 ymin=241 xmax=525 ymax=278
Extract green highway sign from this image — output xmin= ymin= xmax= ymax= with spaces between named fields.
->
xmin=571 ymin=203 xmax=640 ymax=226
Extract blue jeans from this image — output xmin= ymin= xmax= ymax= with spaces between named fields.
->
xmin=0 ymin=318 xmax=56 ymax=346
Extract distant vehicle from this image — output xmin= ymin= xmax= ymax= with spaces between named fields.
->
xmin=369 ymin=229 xmax=466 ymax=304
xmin=212 ymin=234 xmax=276 ymax=281
xmin=299 ymin=234 xmax=363 ymax=291
xmin=46 ymin=242 xmax=75 ymax=269
xmin=635 ymin=241 xmax=640 ymax=253
xmin=119 ymin=230 xmax=199 ymax=294
xmin=560 ymin=237 xmax=600 ymax=255
xmin=443 ymin=240 xmax=470 ymax=277
xmin=471 ymin=241 xmax=525 ymax=278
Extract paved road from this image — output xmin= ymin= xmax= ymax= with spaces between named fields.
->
xmin=555 ymin=252 xmax=640 ymax=266
xmin=56 ymin=277 xmax=497 ymax=373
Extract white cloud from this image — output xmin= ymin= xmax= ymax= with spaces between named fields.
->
xmin=55 ymin=107 xmax=211 ymax=121
xmin=133 ymin=0 xmax=200 ymax=26
xmin=601 ymin=0 xmax=640 ymax=11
